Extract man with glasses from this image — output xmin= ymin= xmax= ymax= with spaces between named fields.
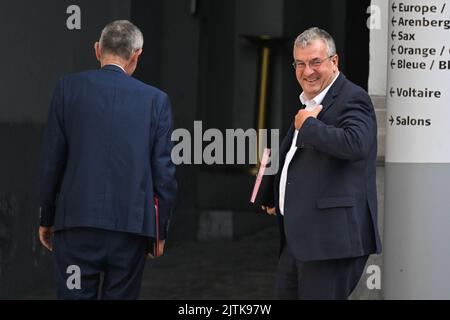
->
xmin=262 ymin=27 xmax=381 ymax=299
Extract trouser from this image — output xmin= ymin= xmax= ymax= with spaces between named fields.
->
xmin=53 ymin=227 xmax=147 ymax=299
xmin=275 ymin=243 xmax=369 ymax=300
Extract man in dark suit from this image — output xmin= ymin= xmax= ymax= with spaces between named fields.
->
xmin=38 ymin=20 xmax=177 ymax=299
xmin=262 ymin=27 xmax=381 ymax=299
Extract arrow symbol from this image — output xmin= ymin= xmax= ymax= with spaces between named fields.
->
xmin=391 ymin=17 xmax=397 ymax=26
xmin=391 ymin=45 xmax=396 ymax=55
xmin=391 ymin=31 xmax=397 ymax=41
xmin=389 ymin=116 xmax=394 ymax=125
xmin=390 ymin=59 xmax=395 ymax=69
xmin=392 ymin=1 xmax=397 ymax=12
xmin=390 ymin=88 xmax=395 ymax=97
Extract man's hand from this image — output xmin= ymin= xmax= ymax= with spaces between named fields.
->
xmin=261 ymin=205 xmax=276 ymax=216
xmin=157 ymin=240 xmax=165 ymax=256
xmin=39 ymin=226 xmax=54 ymax=252
xmin=147 ymin=240 xmax=166 ymax=259
xmin=295 ymin=105 xmax=322 ymax=130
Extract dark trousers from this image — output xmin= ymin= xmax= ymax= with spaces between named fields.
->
xmin=53 ymin=227 xmax=147 ymax=300
xmin=275 ymin=243 xmax=368 ymax=300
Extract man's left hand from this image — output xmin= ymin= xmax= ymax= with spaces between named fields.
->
xmin=295 ymin=105 xmax=322 ymax=130
xmin=261 ymin=205 xmax=276 ymax=216
xmin=147 ymin=240 xmax=166 ymax=259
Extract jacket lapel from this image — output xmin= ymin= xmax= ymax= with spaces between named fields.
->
xmin=318 ymin=73 xmax=346 ymax=120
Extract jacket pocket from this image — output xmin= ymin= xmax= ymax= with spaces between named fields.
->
xmin=316 ymin=196 xmax=355 ymax=209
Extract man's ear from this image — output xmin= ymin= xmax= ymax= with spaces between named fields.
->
xmin=94 ymin=42 xmax=101 ymax=61
xmin=332 ymin=54 xmax=339 ymax=71
xmin=132 ymin=48 xmax=143 ymax=63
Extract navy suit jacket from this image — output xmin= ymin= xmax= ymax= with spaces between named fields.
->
xmin=274 ymin=73 xmax=381 ymax=261
xmin=39 ymin=65 xmax=177 ymax=239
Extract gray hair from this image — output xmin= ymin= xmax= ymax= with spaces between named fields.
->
xmin=99 ymin=20 xmax=143 ymax=60
xmin=294 ymin=27 xmax=336 ymax=56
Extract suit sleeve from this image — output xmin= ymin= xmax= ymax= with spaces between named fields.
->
xmin=296 ymin=90 xmax=376 ymax=161
xmin=38 ymin=79 xmax=68 ymax=226
xmin=151 ymin=94 xmax=177 ymax=240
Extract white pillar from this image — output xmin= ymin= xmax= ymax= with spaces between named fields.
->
xmin=384 ymin=0 xmax=450 ymax=299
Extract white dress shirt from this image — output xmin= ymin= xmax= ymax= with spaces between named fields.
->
xmin=279 ymin=72 xmax=340 ymax=215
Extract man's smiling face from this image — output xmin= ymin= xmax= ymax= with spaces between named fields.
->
xmin=293 ymin=39 xmax=339 ymax=100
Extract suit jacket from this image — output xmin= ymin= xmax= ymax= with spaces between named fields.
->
xmin=274 ymin=73 xmax=381 ymax=261
xmin=39 ymin=65 xmax=177 ymax=239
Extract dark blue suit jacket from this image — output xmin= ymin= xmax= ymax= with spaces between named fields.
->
xmin=274 ymin=73 xmax=381 ymax=261
xmin=39 ymin=65 xmax=177 ymax=239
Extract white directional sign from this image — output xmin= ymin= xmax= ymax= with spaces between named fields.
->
xmin=386 ymin=0 xmax=450 ymax=162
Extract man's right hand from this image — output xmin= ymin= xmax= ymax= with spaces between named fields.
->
xmin=261 ymin=205 xmax=276 ymax=216
xmin=295 ymin=104 xmax=322 ymax=129
xmin=39 ymin=226 xmax=54 ymax=251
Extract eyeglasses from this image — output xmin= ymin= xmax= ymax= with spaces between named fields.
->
xmin=292 ymin=55 xmax=335 ymax=70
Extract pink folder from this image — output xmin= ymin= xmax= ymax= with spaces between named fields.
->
xmin=250 ymin=148 xmax=271 ymax=203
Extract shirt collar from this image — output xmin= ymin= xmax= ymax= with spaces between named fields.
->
xmin=104 ymin=63 xmax=126 ymax=73
xmin=299 ymin=72 xmax=340 ymax=110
